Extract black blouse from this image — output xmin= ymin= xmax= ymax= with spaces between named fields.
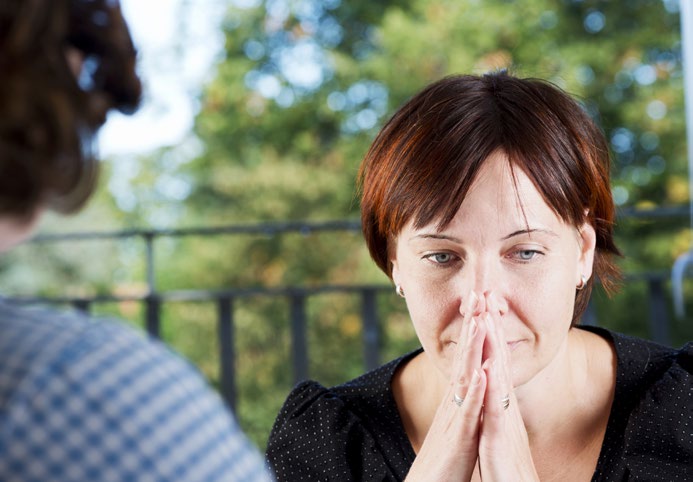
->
xmin=266 ymin=327 xmax=693 ymax=481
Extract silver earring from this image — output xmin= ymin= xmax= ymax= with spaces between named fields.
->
xmin=576 ymin=275 xmax=588 ymax=291
xmin=396 ymin=285 xmax=405 ymax=298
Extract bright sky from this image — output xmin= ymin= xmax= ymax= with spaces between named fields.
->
xmin=98 ymin=0 xmax=227 ymax=157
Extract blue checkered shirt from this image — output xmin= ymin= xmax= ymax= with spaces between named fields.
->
xmin=0 ymin=301 xmax=273 ymax=481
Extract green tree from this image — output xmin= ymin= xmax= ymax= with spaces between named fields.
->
xmin=2 ymin=0 xmax=689 ymax=449
xmin=171 ymin=0 xmax=688 ymax=446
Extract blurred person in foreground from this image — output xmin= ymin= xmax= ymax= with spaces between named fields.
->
xmin=0 ymin=1 xmax=272 ymax=480
xmin=266 ymin=72 xmax=693 ymax=480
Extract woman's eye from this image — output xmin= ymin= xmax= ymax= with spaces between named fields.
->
xmin=514 ymin=249 xmax=541 ymax=261
xmin=425 ymin=253 xmax=454 ymax=264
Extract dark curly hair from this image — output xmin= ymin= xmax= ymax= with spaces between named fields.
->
xmin=0 ymin=0 xmax=141 ymax=220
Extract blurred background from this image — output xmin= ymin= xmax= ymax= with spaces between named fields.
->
xmin=1 ymin=0 xmax=691 ymax=449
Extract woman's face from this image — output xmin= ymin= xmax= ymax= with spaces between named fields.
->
xmin=391 ymin=151 xmax=595 ymax=388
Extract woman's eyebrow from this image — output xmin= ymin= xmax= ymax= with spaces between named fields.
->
xmin=409 ymin=233 xmax=463 ymax=243
xmin=501 ymin=228 xmax=558 ymax=241
xmin=409 ymin=229 xmax=558 ymax=243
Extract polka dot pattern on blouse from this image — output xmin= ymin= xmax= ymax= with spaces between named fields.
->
xmin=267 ymin=326 xmax=693 ymax=481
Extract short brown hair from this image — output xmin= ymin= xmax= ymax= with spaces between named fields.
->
xmin=0 ymin=0 xmax=141 ymax=219
xmin=358 ymin=71 xmax=621 ymax=324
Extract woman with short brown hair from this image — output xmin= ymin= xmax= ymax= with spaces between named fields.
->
xmin=267 ymin=71 xmax=693 ymax=481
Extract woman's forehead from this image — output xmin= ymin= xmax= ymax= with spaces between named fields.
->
xmin=404 ymin=154 xmax=568 ymax=237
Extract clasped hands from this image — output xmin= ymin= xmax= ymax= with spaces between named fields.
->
xmin=405 ymin=291 xmax=539 ymax=482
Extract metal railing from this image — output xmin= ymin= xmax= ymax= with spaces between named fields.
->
xmin=9 ymin=283 xmax=388 ymax=412
xmin=4 ymin=208 xmax=689 ymax=410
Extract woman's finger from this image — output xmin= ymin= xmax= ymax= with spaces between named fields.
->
xmin=482 ymin=293 xmax=507 ymax=367
xmin=449 ymin=314 xmax=485 ymax=406
xmin=406 ymin=367 xmax=487 ymax=482
xmin=406 ymin=292 xmax=488 ymax=482
xmin=477 ymin=300 xmax=538 ymax=481
xmin=482 ymin=311 xmax=515 ymax=419
xmin=481 ymin=355 xmax=506 ymax=423
xmin=478 ymin=360 xmax=538 ymax=481
xmin=450 ymin=292 xmax=481 ymax=384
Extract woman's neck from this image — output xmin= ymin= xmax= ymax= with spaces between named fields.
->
xmin=516 ymin=328 xmax=615 ymax=442
xmin=392 ymin=351 xmax=446 ymax=453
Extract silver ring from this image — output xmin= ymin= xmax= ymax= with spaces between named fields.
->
xmin=452 ymin=393 xmax=464 ymax=407
xmin=501 ymin=394 xmax=510 ymax=410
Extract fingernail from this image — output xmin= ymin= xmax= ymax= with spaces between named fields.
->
xmin=471 ymin=369 xmax=481 ymax=386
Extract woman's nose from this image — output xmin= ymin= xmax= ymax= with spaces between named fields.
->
xmin=484 ymin=290 xmax=508 ymax=316
xmin=459 ymin=260 xmax=508 ymax=315
xmin=470 ymin=258 xmax=499 ymax=294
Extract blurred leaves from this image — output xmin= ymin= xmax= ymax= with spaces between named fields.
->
xmin=2 ymin=0 xmax=692 ymax=449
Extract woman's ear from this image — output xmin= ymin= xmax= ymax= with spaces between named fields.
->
xmin=577 ymin=221 xmax=597 ymax=283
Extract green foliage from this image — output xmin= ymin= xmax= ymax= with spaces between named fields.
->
xmin=172 ymin=0 xmax=689 ymax=448
xmin=1 ymin=0 xmax=692 ymax=451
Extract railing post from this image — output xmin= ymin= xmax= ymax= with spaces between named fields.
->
xmin=145 ymin=294 xmax=160 ymax=338
xmin=361 ymin=288 xmax=380 ymax=371
xmin=647 ymin=275 xmax=671 ymax=345
xmin=217 ymin=296 xmax=236 ymax=411
xmin=72 ymin=299 xmax=91 ymax=314
xmin=290 ymin=292 xmax=309 ymax=384
xmin=144 ymin=232 xmax=156 ymax=293
xmin=143 ymin=232 xmax=160 ymax=338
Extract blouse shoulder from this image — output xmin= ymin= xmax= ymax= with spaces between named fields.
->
xmin=266 ymin=351 xmax=420 ymax=481
xmin=266 ymin=380 xmax=385 ymax=481
xmin=676 ymin=341 xmax=693 ymax=372
xmin=269 ymin=379 xmax=333 ymax=425
xmin=609 ymin=330 xmax=693 ymax=390
xmin=609 ymin=331 xmax=693 ymax=479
